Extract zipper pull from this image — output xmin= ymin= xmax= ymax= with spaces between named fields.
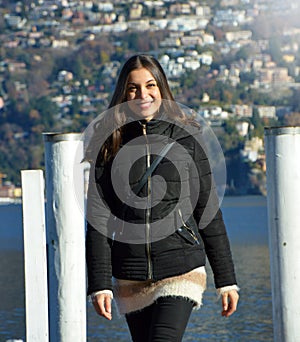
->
xmin=178 ymin=209 xmax=200 ymax=244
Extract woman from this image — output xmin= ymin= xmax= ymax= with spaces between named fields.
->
xmin=86 ymin=54 xmax=239 ymax=341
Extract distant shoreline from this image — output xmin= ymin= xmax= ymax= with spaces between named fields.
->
xmin=0 ymin=192 xmax=266 ymax=207
xmin=0 ymin=197 xmax=22 ymax=205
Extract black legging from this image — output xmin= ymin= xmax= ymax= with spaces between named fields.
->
xmin=125 ymin=296 xmax=194 ymax=342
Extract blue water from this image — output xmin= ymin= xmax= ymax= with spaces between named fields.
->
xmin=0 ymin=196 xmax=273 ymax=341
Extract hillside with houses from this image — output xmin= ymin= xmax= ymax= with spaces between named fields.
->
xmin=1 ymin=0 xmax=300 ymax=198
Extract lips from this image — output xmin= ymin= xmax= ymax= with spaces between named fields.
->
xmin=127 ymin=98 xmax=161 ymax=118
xmin=136 ymin=101 xmax=154 ymax=109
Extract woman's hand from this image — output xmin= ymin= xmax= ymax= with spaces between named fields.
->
xmin=221 ymin=289 xmax=239 ymax=317
xmin=92 ymin=293 xmax=112 ymax=320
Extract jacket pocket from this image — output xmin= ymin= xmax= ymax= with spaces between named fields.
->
xmin=177 ymin=209 xmax=200 ymax=245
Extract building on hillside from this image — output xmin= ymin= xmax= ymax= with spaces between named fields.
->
xmin=220 ymin=0 xmax=240 ymax=6
xmin=257 ymin=106 xmax=277 ymax=119
xmin=236 ymin=121 xmax=250 ymax=137
xmin=4 ymin=14 xmax=27 ymax=28
xmin=195 ymin=5 xmax=211 ymax=17
xmin=231 ymin=104 xmax=253 ymax=118
xmin=180 ymin=36 xmax=202 ymax=47
xmin=129 ymin=4 xmax=143 ymax=20
xmin=0 ymin=182 xmax=21 ymax=198
xmin=225 ymin=30 xmax=252 ymax=42
xmin=52 ymin=39 xmax=69 ymax=48
xmin=240 ymin=137 xmax=264 ymax=162
xmin=0 ymin=173 xmax=22 ymax=200
xmin=169 ymin=3 xmax=191 ymax=15
xmin=272 ymin=67 xmax=294 ymax=84
xmin=57 ymin=70 xmax=73 ymax=82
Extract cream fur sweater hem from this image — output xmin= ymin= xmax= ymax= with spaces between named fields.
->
xmin=113 ymin=267 xmax=207 ymax=315
xmin=91 ymin=267 xmax=239 ymax=315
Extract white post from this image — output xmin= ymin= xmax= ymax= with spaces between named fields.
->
xmin=264 ymin=126 xmax=300 ymax=342
xmin=43 ymin=133 xmax=86 ymax=342
xmin=21 ymin=170 xmax=49 ymax=342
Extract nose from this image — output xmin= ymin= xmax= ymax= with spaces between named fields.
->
xmin=137 ymin=86 xmax=148 ymax=99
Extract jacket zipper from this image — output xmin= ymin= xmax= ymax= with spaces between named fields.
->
xmin=178 ymin=209 xmax=200 ymax=244
xmin=142 ymin=123 xmax=153 ymax=279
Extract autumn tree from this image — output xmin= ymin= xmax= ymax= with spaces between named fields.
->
xmin=284 ymin=112 xmax=300 ymax=126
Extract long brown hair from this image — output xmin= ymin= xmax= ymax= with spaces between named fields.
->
xmin=94 ymin=54 xmax=190 ymax=161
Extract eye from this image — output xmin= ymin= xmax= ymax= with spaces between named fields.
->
xmin=147 ymin=83 xmax=156 ymax=88
xmin=127 ymin=86 xmax=137 ymax=91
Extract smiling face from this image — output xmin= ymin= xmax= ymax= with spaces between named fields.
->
xmin=126 ymin=68 xmax=162 ymax=121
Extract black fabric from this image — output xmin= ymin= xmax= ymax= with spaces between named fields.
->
xmin=86 ymin=227 xmax=113 ymax=292
xmin=86 ymin=117 xmax=237 ymax=295
xmin=133 ymin=141 xmax=175 ymax=195
xmin=125 ymin=296 xmax=194 ymax=342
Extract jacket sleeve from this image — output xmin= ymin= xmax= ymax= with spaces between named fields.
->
xmin=85 ymin=161 xmax=113 ymax=295
xmin=190 ymin=131 xmax=237 ymax=289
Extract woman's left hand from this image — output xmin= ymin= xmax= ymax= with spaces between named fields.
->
xmin=221 ymin=289 xmax=239 ymax=317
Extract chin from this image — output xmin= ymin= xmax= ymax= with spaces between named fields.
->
xmin=129 ymin=107 xmax=155 ymax=118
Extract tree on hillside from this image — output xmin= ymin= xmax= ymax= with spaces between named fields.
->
xmin=235 ymin=45 xmax=257 ymax=61
xmin=208 ymin=81 xmax=235 ymax=104
xmin=250 ymin=108 xmax=264 ymax=138
xmin=268 ymin=36 xmax=283 ymax=65
xmin=29 ymin=96 xmax=57 ymax=129
xmin=284 ymin=112 xmax=300 ymax=126
xmin=27 ymin=72 xmax=50 ymax=99
xmin=291 ymin=89 xmax=300 ymax=112
xmin=219 ymin=119 xmax=244 ymax=151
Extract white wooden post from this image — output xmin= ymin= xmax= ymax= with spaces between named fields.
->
xmin=264 ymin=126 xmax=300 ymax=342
xmin=43 ymin=133 xmax=86 ymax=342
xmin=21 ymin=170 xmax=49 ymax=342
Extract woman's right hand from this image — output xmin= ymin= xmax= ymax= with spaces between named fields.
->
xmin=92 ymin=293 xmax=112 ymax=320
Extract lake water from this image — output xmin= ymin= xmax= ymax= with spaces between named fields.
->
xmin=0 ymin=196 xmax=273 ymax=341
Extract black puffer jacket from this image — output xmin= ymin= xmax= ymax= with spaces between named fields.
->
xmin=86 ymin=117 xmax=237 ymax=295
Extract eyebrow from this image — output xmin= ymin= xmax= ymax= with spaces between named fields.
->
xmin=127 ymin=79 xmax=156 ymax=85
